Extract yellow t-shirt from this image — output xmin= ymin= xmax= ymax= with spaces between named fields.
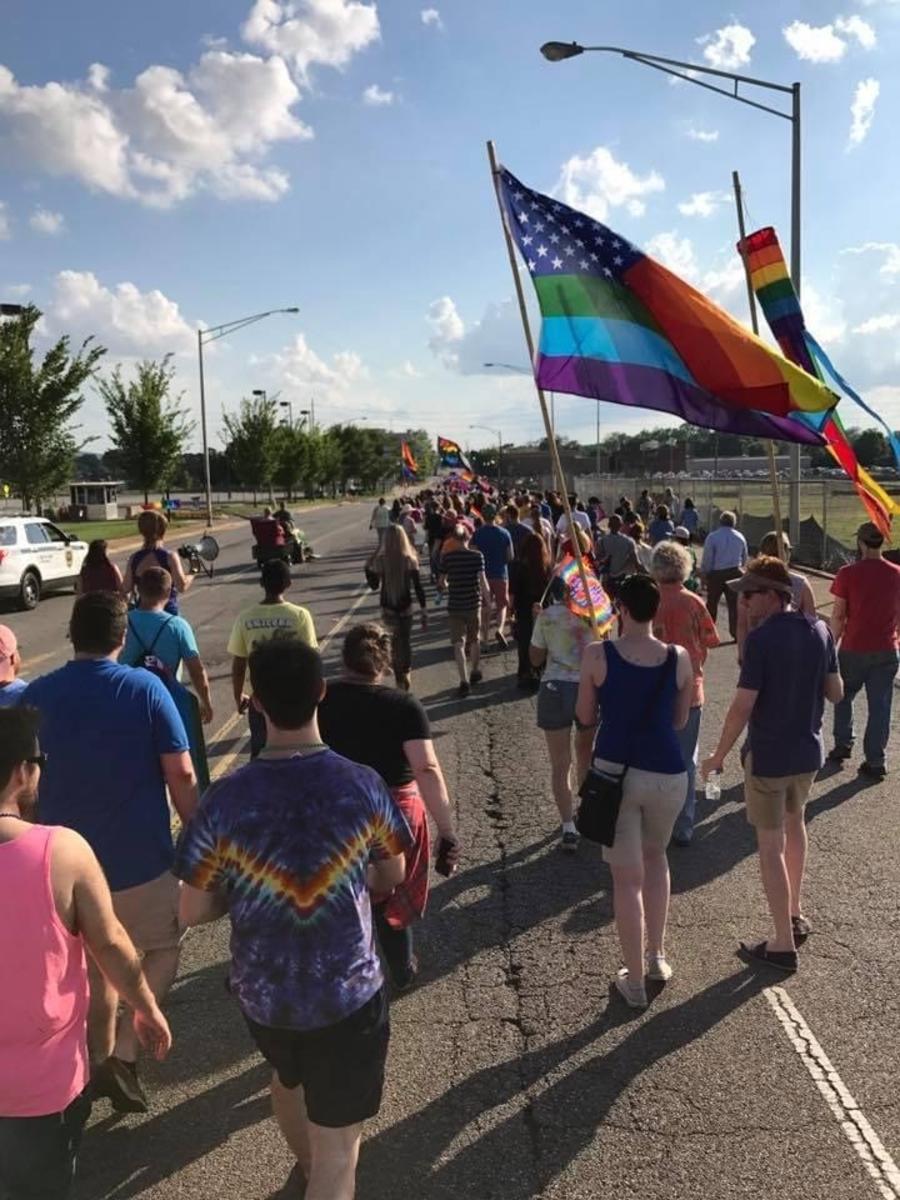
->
xmin=227 ymin=601 xmax=318 ymax=662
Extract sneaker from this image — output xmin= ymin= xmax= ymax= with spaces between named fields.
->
xmin=646 ymin=954 xmax=673 ymax=982
xmin=613 ymin=968 xmax=648 ymax=1009
xmin=858 ymin=761 xmax=887 ymax=781
xmin=92 ymin=1055 xmax=148 ymax=1114
xmin=392 ymin=954 xmax=419 ymax=994
xmin=828 ymin=744 xmax=852 ymax=763
xmin=470 ymin=669 xmax=483 ymax=685
xmin=560 ymin=830 xmax=579 ymax=853
xmin=457 ymin=681 xmax=470 ymax=698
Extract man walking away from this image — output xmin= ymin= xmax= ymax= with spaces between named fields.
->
xmin=23 ymin=593 xmax=196 ymax=1113
xmin=176 ymin=639 xmax=411 ymax=1200
xmin=701 ymin=511 xmax=748 ymax=640
xmin=0 ymin=707 xmax=171 ymax=1200
xmin=829 ymin=521 xmax=900 ymax=781
xmin=370 ymin=497 xmax=392 ymax=545
xmin=438 ymin=524 xmax=490 ymax=698
xmin=596 ymin=514 xmax=638 ymax=598
xmin=0 ymin=626 xmax=27 ymax=707
xmin=702 ymin=557 xmax=842 ymax=972
xmin=473 ymin=503 xmax=514 ymax=646
xmin=228 ymin=559 xmax=317 ymax=757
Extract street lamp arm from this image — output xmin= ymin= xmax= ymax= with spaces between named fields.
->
xmin=566 ymin=43 xmax=795 ymax=95
xmin=200 ymin=307 xmax=300 ymax=343
xmin=623 ymin=55 xmax=792 ymax=119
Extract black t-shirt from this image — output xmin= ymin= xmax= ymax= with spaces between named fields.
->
xmin=318 ymin=681 xmax=430 ymax=787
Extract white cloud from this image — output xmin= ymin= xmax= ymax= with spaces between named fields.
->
xmin=686 ymin=127 xmax=719 ymax=143
xmin=5 ymin=282 xmax=31 ymax=296
xmin=842 ymin=241 xmax=900 ymax=276
xmin=29 ymin=208 xmax=65 ymax=235
xmin=849 ymin=78 xmax=879 ymax=146
xmin=396 ymin=360 xmax=422 ymax=378
xmin=0 ymin=201 xmax=10 ymax=239
xmin=421 ymin=8 xmax=444 ymax=30
xmin=257 ymin=331 xmax=367 ymax=395
xmin=801 ymin=283 xmax=847 ymax=344
xmin=45 ymin=269 xmax=196 ymax=354
xmin=853 ymin=312 xmax=900 ymax=334
xmin=646 ymin=232 xmax=699 ymax=281
xmin=555 ymin=146 xmax=664 ymax=222
xmin=0 ymin=51 xmax=310 ymax=208
xmin=362 ymin=83 xmax=394 ymax=106
xmin=677 ymin=190 xmax=728 ymax=218
xmin=698 ymin=23 xmax=756 ymax=70
xmin=242 ymin=0 xmax=379 ymax=81
xmin=426 ymin=296 xmax=464 ymax=365
xmin=783 ymin=16 xmax=876 ymax=63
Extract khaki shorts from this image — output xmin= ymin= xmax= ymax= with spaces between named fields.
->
xmin=448 ymin=610 xmax=480 ymax=647
xmin=595 ymin=759 xmax=687 ymax=868
xmin=743 ymin=752 xmax=815 ymax=830
xmin=112 ymin=871 xmax=183 ymax=952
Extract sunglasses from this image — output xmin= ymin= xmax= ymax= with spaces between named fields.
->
xmin=740 ymin=588 xmax=770 ymax=598
xmin=26 ymin=752 xmax=47 ymax=769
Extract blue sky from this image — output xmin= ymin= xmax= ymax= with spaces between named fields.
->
xmin=1 ymin=0 xmax=899 ymax=454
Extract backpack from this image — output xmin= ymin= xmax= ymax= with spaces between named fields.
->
xmin=127 ymin=614 xmax=176 ymax=689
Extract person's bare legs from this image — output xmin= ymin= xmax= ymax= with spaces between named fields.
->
xmin=573 ymin=726 xmax=594 ymax=792
xmin=114 ymin=945 xmax=180 ymax=1062
xmin=754 ymin=825 xmax=794 ymax=952
xmin=270 ymin=1074 xmax=312 ymax=1179
xmin=468 ymin=631 xmax=481 ymax=675
xmin=610 ymin=861 xmax=645 ymax=984
xmin=784 ymin=809 xmax=808 ymax=919
xmin=452 ymin=638 xmax=468 ymax=684
xmin=87 ymin=956 xmax=117 ymax=1066
xmin=543 ymin=729 xmax=574 ymax=823
xmin=306 ymin=1121 xmax=362 ymax=1200
xmin=642 ymin=845 xmax=671 ymax=958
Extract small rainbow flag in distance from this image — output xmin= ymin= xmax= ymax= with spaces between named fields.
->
xmin=557 ymin=555 xmax=615 ymax=635
xmin=496 ymin=165 xmax=836 ymax=445
xmin=401 ymin=441 xmax=418 ymax=477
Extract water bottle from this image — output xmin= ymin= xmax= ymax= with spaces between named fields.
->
xmin=705 ymin=770 xmax=722 ymax=802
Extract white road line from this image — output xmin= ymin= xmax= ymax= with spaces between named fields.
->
xmin=765 ymin=986 xmax=900 ymax=1199
xmin=209 ymin=584 xmax=375 ymax=781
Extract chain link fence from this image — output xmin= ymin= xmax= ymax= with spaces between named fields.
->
xmin=570 ymin=474 xmax=898 ymax=571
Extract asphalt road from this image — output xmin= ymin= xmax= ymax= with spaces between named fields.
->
xmin=9 ymin=504 xmax=899 ymax=1200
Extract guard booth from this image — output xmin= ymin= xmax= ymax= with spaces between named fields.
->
xmin=68 ymin=481 xmax=122 ymax=520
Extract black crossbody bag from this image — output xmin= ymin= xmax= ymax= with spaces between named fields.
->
xmin=576 ymin=645 xmax=676 ymax=847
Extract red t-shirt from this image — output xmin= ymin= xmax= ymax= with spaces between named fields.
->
xmin=831 ymin=558 xmax=900 ymax=652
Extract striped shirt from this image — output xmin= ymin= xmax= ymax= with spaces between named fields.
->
xmin=440 ymin=548 xmax=485 ymax=613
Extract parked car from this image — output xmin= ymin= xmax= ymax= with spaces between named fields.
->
xmin=0 ymin=517 xmax=88 ymax=609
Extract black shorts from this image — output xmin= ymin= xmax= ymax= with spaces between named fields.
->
xmin=0 ymin=1088 xmax=91 ymax=1200
xmin=243 ymin=988 xmax=390 ymax=1128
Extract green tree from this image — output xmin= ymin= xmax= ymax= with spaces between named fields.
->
xmin=272 ymin=423 xmax=308 ymax=501
xmin=851 ymin=428 xmax=888 ymax=468
xmin=222 ymin=394 xmax=280 ymax=501
xmin=0 ymin=305 xmax=106 ymax=511
xmin=97 ymin=357 xmax=194 ymax=503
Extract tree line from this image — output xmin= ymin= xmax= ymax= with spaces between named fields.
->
xmin=0 ymin=305 xmax=435 ymax=510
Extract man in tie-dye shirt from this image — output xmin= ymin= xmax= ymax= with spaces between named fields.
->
xmin=176 ymin=638 xmax=411 ymax=1200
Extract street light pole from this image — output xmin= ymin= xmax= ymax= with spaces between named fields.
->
xmin=279 ymin=400 xmax=294 ymax=427
xmin=470 ymin=423 xmax=503 ymax=484
xmin=196 ymin=306 xmax=299 ymax=526
xmin=541 ymin=40 xmax=803 ymax=540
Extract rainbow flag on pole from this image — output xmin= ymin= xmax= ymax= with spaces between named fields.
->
xmin=740 ymin=226 xmax=900 ymax=538
xmin=401 ymin=441 xmax=418 ymax=479
xmin=496 ymin=166 xmax=836 ymax=445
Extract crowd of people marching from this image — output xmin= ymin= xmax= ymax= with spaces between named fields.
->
xmin=1 ymin=482 xmax=898 ymax=1200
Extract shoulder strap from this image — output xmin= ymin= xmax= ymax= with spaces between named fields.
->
xmin=130 ymin=613 xmax=173 ymax=657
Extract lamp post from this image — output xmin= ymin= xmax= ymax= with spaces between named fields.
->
xmin=484 ymin=362 xmax=556 ymax=438
xmin=197 ymin=306 xmax=299 ymax=525
xmin=278 ymin=399 xmax=293 ymax=427
xmin=541 ymin=39 xmax=802 ymax=540
xmin=470 ymin=423 xmax=503 ymax=483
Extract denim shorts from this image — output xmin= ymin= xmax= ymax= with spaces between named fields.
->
xmin=536 ymin=679 xmax=582 ymax=731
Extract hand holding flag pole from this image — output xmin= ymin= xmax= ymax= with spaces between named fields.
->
xmin=486 ymin=139 xmax=600 ymax=635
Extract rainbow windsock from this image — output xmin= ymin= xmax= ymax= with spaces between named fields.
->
xmin=496 ymin=166 xmax=836 ymax=445
xmin=740 ymin=226 xmax=899 ymax=538
xmin=557 ymin=554 xmax=615 ymax=634
xmin=401 ymin=441 xmax=418 ymax=477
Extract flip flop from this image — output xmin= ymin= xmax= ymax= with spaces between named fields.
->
xmin=792 ymin=915 xmax=812 ymax=946
xmin=739 ymin=940 xmax=798 ymax=973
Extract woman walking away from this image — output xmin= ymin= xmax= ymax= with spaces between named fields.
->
xmin=531 ymin=577 xmax=598 ymax=852
xmin=318 ymin=624 xmax=460 ymax=990
xmin=121 ymin=511 xmax=191 ymax=615
xmin=365 ymin=525 xmax=426 ymax=691
xmin=577 ymin=575 xmax=693 ymax=1008
xmin=652 ymin=542 xmax=720 ymax=846
xmin=510 ymin=532 xmax=552 ymax=689
xmin=77 ymin=539 xmax=123 ymax=594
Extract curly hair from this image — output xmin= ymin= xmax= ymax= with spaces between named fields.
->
xmin=342 ymin=622 xmax=393 ymax=679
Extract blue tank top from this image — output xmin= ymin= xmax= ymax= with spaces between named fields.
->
xmin=593 ymin=642 xmax=684 ymax=774
xmin=129 ymin=547 xmax=179 ymax=615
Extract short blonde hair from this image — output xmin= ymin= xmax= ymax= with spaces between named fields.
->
xmin=759 ymin=530 xmax=791 ymax=558
xmin=137 ymin=510 xmax=168 ymax=542
xmin=651 ymin=539 xmax=693 ymax=584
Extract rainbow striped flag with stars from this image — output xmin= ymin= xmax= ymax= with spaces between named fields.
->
xmin=496 ymin=166 xmax=836 ymax=445
xmin=740 ymin=225 xmax=900 ymax=538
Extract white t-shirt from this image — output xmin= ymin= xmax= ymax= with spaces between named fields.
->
xmin=555 ymin=511 xmax=592 ymax=536
xmin=371 ymin=505 xmax=391 ymax=530
xmin=530 ymin=603 xmax=595 ymax=682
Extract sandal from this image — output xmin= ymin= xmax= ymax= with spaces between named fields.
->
xmin=739 ymin=940 xmax=798 ymax=973
xmin=792 ymin=915 xmax=812 ymax=946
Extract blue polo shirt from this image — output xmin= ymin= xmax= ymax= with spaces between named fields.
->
xmin=24 ymin=659 xmax=189 ymax=891
xmin=472 ymin=524 xmax=513 ymax=580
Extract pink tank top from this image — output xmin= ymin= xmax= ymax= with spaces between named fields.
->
xmin=0 ymin=825 xmax=89 ymax=1117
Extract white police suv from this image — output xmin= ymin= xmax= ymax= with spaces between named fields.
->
xmin=0 ymin=517 xmax=88 ymax=609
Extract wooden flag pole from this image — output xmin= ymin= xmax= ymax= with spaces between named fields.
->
xmin=732 ymin=170 xmax=786 ymax=564
xmin=486 ymin=140 xmax=601 ymax=634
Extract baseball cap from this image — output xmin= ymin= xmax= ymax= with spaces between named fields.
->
xmin=482 ymin=503 xmax=497 ymax=521
xmin=857 ymin=521 xmax=885 ymax=547
xmin=728 ymin=561 xmax=793 ymax=598
xmin=673 ymin=526 xmax=690 ymax=541
xmin=0 ymin=626 xmax=18 ymax=683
